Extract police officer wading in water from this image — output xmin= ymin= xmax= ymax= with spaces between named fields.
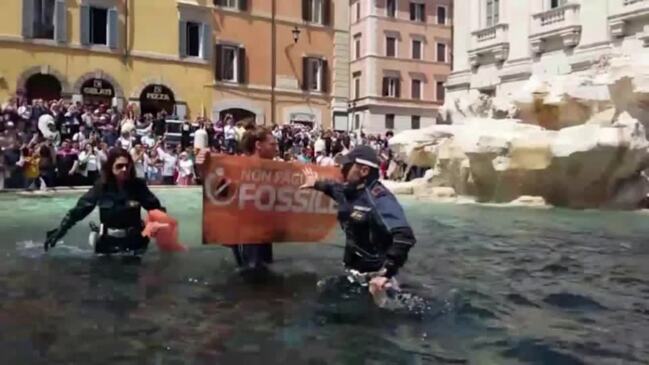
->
xmin=300 ymin=145 xmax=416 ymax=299
xmin=230 ymin=126 xmax=279 ymax=271
xmin=44 ymin=148 xmax=165 ymax=255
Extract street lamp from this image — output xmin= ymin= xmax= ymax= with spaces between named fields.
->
xmin=292 ymin=26 xmax=301 ymax=44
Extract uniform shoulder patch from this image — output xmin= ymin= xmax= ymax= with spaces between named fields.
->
xmin=371 ymin=184 xmax=386 ymax=198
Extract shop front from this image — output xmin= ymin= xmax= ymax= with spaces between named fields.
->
xmin=80 ymin=78 xmax=115 ymax=106
xmin=140 ymin=84 xmax=176 ymax=116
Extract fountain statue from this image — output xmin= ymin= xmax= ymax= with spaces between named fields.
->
xmin=387 ymin=53 xmax=649 ymax=209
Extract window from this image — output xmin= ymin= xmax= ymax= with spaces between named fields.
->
xmin=437 ymin=6 xmax=447 ymax=25
xmin=303 ymin=0 xmax=328 ymax=25
xmin=89 ymin=7 xmax=108 ymax=45
xmin=410 ymin=2 xmax=425 ymax=22
xmin=185 ymin=22 xmax=200 ymax=57
xmin=303 ymin=57 xmax=328 ymax=92
xmin=486 ymin=0 xmax=499 ymax=27
xmin=437 ymin=43 xmax=447 ymax=63
xmin=355 ymin=35 xmax=361 ymax=59
xmin=356 ymin=2 xmax=361 ymax=21
xmin=436 ymin=81 xmax=445 ymax=101
xmin=411 ymin=79 xmax=421 ymax=100
xmin=386 ymin=37 xmax=396 ymax=57
xmin=382 ymin=77 xmax=400 ymax=98
xmin=180 ymin=21 xmax=210 ymax=59
xmin=81 ymin=4 xmax=117 ymax=48
xmin=216 ymin=45 xmax=246 ymax=83
xmin=385 ymin=114 xmax=395 ymax=130
xmin=550 ymin=0 xmax=567 ymax=9
xmin=355 ymin=77 xmax=360 ymax=99
xmin=411 ymin=115 xmax=420 ymax=129
xmin=33 ymin=0 xmax=55 ymax=39
xmin=355 ymin=114 xmax=361 ymax=130
xmin=412 ymin=40 xmax=422 ymax=60
xmin=214 ymin=0 xmax=248 ymax=10
xmin=387 ymin=0 xmax=396 ymax=18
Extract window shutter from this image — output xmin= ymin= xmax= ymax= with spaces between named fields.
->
xmin=54 ymin=0 xmax=67 ymax=43
xmin=322 ymin=0 xmax=330 ymax=26
xmin=409 ymin=3 xmax=415 ymax=21
xmin=22 ymin=0 xmax=34 ymax=38
xmin=108 ymin=7 xmax=118 ymax=48
xmin=320 ymin=59 xmax=328 ymax=93
xmin=238 ymin=47 xmax=246 ymax=83
xmin=302 ymin=57 xmax=309 ymax=90
xmin=178 ymin=21 xmax=187 ymax=57
xmin=214 ymin=0 xmax=223 ymax=5
xmin=382 ymin=77 xmax=389 ymax=97
xmin=302 ymin=0 xmax=310 ymax=22
xmin=215 ymin=44 xmax=223 ymax=80
xmin=239 ymin=0 xmax=248 ymax=11
xmin=201 ymin=23 xmax=211 ymax=60
xmin=80 ymin=4 xmax=90 ymax=45
xmin=421 ymin=4 xmax=426 ymax=22
xmin=395 ymin=79 xmax=401 ymax=98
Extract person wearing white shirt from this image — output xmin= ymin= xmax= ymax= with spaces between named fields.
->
xmin=117 ymin=131 xmax=133 ymax=151
xmin=141 ymin=132 xmax=156 ymax=149
xmin=194 ymin=124 xmax=209 ymax=150
xmin=130 ymin=144 xmax=148 ymax=179
xmin=71 ymin=144 xmax=100 ymax=185
xmin=223 ymin=118 xmax=237 ymax=154
xmin=157 ymin=145 xmax=178 ymax=185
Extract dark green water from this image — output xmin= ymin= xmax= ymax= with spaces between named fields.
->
xmin=0 ymin=188 xmax=648 ymax=364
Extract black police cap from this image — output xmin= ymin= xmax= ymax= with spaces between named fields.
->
xmin=340 ymin=145 xmax=380 ymax=169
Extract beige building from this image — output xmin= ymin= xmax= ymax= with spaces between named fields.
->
xmin=349 ymin=0 xmax=452 ymax=134
xmin=210 ymin=0 xmax=349 ymax=129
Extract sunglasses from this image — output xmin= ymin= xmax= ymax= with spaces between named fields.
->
xmin=114 ymin=163 xmax=130 ymax=170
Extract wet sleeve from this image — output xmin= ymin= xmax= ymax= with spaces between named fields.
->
xmin=373 ymin=195 xmax=417 ymax=278
xmin=136 ymin=179 xmax=165 ymax=212
xmin=58 ymin=185 xmax=99 ymax=234
xmin=314 ymin=179 xmax=346 ymax=204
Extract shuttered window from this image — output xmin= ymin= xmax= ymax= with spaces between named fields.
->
xmin=302 ymin=57 xmax=328 ymax=92
xmin=386 ymin=0 xmax=396 ymax=17
xmin=436 ymin=81 xmax=445 ymax=101
xmin=214 ymin=0 xmax=247 ymax=11
xmin=382 ymin=77 xmax=400 ymax=98
xmin=179 ymin=21 xmax=212 ymax=60
xmin=385 ymin=114 xmax=395 ymax=130
xmin=411 ymin=116 xmax=420 ymax=130
xmin=410 ymin=2 xmax=425 ymax=22
xmin=437 ymin=6 xmax=446 ymax=25
xmin=386 ymin=37 xmax=396 ymax=57
xmin=215 ymin=45 xmax=246 ymax=83
xmin=411 ymin=79 xmax=421 ymax=100
xmin=302 ymin=0 xmax=330 ymax=25
xmin=80 ymin=5 xmax=118 ymax=48
xmin=486 ymin=0 xmax=499 ymax=27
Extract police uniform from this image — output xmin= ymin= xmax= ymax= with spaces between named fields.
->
xmin=45 ymin=178 xmax=164 ymax=254
xmin=314 ymin=146 xmax=416 ymax=278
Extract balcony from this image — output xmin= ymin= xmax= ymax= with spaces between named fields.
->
xmin=468 ymin=23 xmax=509 ymax=67
xmin=529 ymin=3 xmax=581 ymax=54
xmin=609 ymin=0 xmax=649 ymax=38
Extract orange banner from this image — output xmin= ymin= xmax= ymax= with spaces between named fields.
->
xmin=202 ymin=154 xmax=341 ymax=245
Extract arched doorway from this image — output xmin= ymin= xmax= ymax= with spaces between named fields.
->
xmin=139 ymin=84 xmax=175 ymax=116
xmin=220 ymin=108 xmax=256 ymax=125
xmin=25 ymin=73 xmax=62 ymax=101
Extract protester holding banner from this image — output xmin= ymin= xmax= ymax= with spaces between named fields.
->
xmin=228 ymin=126 xmax=279 ymax=271
xmin=300 ymin=145 xmax=416 ymax=297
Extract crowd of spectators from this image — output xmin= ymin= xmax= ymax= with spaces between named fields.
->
xmin=0 ymin=93 xmax=411 ymax=191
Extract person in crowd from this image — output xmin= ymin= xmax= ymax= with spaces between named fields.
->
xmin=3 ymin=141 xmax=24 ymax=189
xmin=44 ymin=148 xmax=165 ymax=255
xmin=70 ymin=142 xmax=100 ymax=185
xmin=146 ymin=148 xmax=162 ymax=184
xmin=229 ymin=126 xmax=278 ymax=272
xmin=153 ymin=111 xmax=167 ymax=139
xmin=181 ymin=120 xmax=193 ymax=150
xmin=56 ymin=140 xmax=78 ymax=187
xmin=130 ymin=143 xmax=148 ymax=180
xmin=157 ymin=142 xmax=178 ymax=186
xmin=38 ymin=143 xmax=56 ymax=189
xmin=223 ymin=116 xmax=237 ymax=155
xmin=22 ymin=146 xmax=39 ymax=190
xmin=300 ymin=145 xmax=416 ymax=295
xmin=117 ymin=130 xmax=133 ymax=151
xmin=176 ymin=151 xmax=194 ymax=186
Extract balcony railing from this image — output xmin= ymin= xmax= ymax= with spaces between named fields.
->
xmin=468 ymin=24 xmax=509 ymax=67
xmin=609 ymin=0 xmax=649 ymax=38
xmin=529 ymin=3 xmax=581 ymax=54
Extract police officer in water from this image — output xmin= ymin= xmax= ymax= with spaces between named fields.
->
xmin=300 ymin=145 xmax=416 ymax=294
xmin=44 ymin=148 xmax=165 ymax=255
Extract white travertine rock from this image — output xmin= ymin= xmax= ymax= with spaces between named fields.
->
xmin=389 ymin=53 xmax=649 ymax=209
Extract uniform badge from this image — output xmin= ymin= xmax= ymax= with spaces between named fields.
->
xmin=371 ymin=185 xmax=386 ymax=197
xmin=127 ymin=200 xmax=141 ymax=208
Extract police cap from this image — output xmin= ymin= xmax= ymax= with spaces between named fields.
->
xmin=340 ymin=145 xmax=380 ymax=169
